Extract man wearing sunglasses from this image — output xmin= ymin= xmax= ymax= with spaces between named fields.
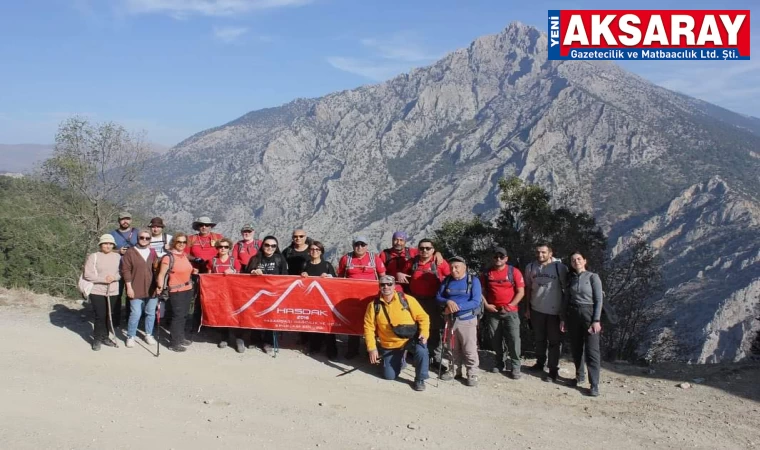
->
xmin=120 ymin=228 xmax=159 ymax=348
xmin=186 ymin=216 xmax=224 ymax=333
xmin=338 ymin=236 xmax=386 ymax=359
xmin=364 ymin=275 xmax=430 ymax=392
xmin=481 ymin=247 xmax=525 ymax=379
xmin=282 ymin=229 xmax=311 ymax=275
xmin=400 ymin=239 xmax=451 ymax=371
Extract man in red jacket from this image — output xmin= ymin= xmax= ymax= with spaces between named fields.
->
xmin=401 ymin=238 xmax=451 ymax=370
xmin=231 ymin=223 xmax=261 ymax=269
xmin=185 ymin=216 xmax=224 ymax=333
xmin=337 ymin=235 xmax=386 ymax=359
xmin=379 ymin=231 xmax=417 ymax=293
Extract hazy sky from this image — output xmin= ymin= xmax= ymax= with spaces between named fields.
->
xmin=0 ymin=0 xmax=757 ymax=147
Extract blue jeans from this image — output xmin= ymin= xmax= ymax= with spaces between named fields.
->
xmin=127 ymin=298 xmax=158 ymax=338
xmin=378 ymin=341 xmax=429 ymax=382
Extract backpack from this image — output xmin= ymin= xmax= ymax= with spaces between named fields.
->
xmin=410 ymin=256 xmax=438 ymax=277
xmin=211 ymin=256 xmax=236 ymax=273
xmin=344 ymin=252 xmax=378 ymax=279
xmin=442 ymin=273 xmax=483 ymax=318
xmin=77 ymin=253 xmax=98 ymax=299
xmin=237 ymin=239 xmax=261 ymax=256
xmin=115 ymin=228 xmax=136 ymax=249
xmin=482 ymin=265 xmax=515 ymax=292
xmin=383 ymin=247 xmax=411 ymax=270
xmin=157 ymin=253 xmax=174 ymax=301
xmin=373 ymin=292 xmax=418 ymax=339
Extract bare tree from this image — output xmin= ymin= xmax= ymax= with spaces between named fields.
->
xmin=41 ymin=116 xmax=151 ymax=251
xmin=601 ymin=237 xmax=665 ymax=361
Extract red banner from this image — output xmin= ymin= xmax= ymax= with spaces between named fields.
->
xmin=199 ymin=274 xmax=378 ymax=335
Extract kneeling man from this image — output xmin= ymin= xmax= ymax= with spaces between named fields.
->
xmin=364 ymin=275 xmax=430 ymax=391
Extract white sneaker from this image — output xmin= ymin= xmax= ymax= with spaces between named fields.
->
xmin=144 ymin=335 xmax=156 ymax=345
xmin=125 ymin=337 xmax=135 ymax=348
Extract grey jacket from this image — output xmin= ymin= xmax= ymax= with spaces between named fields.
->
xmin=562 ymin=270 xmax=603 ymax=322
xmin=525 ymin=261 xmax=568 ymax=315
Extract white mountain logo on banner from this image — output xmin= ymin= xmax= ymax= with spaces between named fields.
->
xmin=231 ymin=279 xmax=352 ymax=324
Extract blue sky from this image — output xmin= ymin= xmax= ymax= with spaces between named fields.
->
xmin=0 ymin=0 xmax=757 ymax=147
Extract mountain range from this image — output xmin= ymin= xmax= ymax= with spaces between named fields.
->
xmin=140 ymin=22 xmax=760 ymax=363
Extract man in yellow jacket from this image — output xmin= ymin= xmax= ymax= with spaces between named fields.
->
xmin=364 ymin=275 xmax=430 ymax=391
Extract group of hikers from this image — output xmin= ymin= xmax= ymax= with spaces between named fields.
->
xmin=81 ymin=212 xmax=605 ymax=396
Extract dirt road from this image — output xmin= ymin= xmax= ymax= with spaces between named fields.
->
xmin=1 ymin=291 xmax=758 ymax=449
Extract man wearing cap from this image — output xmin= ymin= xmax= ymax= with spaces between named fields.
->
xmin=109 ymin=211 xmax=139 ymax=327
xmin=232 ymin=224 xmax=262 ymax=269
xmin=186 ymin=216 xmax=224 ymax=332
xmin=338 ymin=236 xmax=386 ymax=359
xmin=147 ymin=217 xmax=172 ymax=258
xmin=436 ymin=256 xmax=483 ymax=387
xmin=364 ymin=275 xmax=430 ymax=391
xmin=481 ymin=247 xmax=525 ymax=379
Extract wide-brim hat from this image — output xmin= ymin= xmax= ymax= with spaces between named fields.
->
xmin=98 ymin=234 xmax=116 ymax=245
xmin=192 ymin=216 xmax=217 ymax=231
xmin=149 ymin=217 xmax=165 ymax=228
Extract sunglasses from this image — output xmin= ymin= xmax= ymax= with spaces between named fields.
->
xmin=263 ymin=243 xmax=277 ymax=248
xmin=218 ymin=245 xmax=230 ymax=249
xmin=175 ymin=240 xmax=187 ymax=244
xmin=494 ymin=254 xmax=507 ymax=260
xmin=199 ymin=224 xmax=211 ymax=228
xmin=292 ymin=235 xmax=305 ymax=239
xmin=354 ymin=243 xmax=367 ymax=247
xmin=309 ymin=248 xmax=321 ymax=252
xmin=242 ymin=230 xmax=252 ymax=233
xmin=138 ymin=236 xmax=151 ymax=241
xmin=379 ymin=282 xmax=394 ymax=287
xmin=419 ymin=246 xmax=433 ymax=251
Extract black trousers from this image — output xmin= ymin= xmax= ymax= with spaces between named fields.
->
xmin=416 ymin=297 xmax=444 ymax=364
xmin=567 ymin=305 xmax=601 ymax=387
xmin=531 ymin=309 xmax=561 ymax=371
xmin=225 ymin=328 xmax=252 ymax=344
xmin=90 ymin=294 xmax=119 ymax=341
xmin=169 ymin=290 xmax=193 ymax=346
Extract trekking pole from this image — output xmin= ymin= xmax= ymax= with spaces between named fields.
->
xmin=155 ymin=301 xmax=161 ymax=357
xmin=437 ymin=317 xmax=450 ymax=386
xmin=272 ymin=331 xmax=279 ymax=358
xmin=105 ymin=293 xmax=120 ymax=348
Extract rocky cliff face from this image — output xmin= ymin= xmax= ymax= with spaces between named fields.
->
xmin=613 ymin=177 xmax=760 ymax=363
xmin=140 ymin=22 xmax=760 ymax=362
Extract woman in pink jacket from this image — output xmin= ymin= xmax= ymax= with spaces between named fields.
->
xmin=83 ymin=234 xmax=122 ymax=351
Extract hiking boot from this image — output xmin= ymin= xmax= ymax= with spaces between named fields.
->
xmin=466 ymin=374 xmax=479 ymax=387
xmin=144 ymin=335 xmax=156 ymax=345
xmin=529 ymin=362 xmax=544 ymax=372
xmin=169 ymin=344 xmax=187 ymax=353
xmin=218 ymin=340 xmax=228 ymax=349
xmin=235 ymin=338 xmax=245 ymax=353
xmin=413 ymin=380 xmax=426 ymax=392
xmin=570 ymin=377 xmax=586 ymax=387
xmin=589 ymin=386 xmax=600 ymax=397
xmin=101 ymin=339 xmax=117 ymax=348
xmin=549 ymin=369 xmax=559 ymax=383
xmin=430 ymin=360 xmax=447 ymax=373
xmin=510 ymin=369 xmax=522 ymax=380
xmin=125 ymin=337 xmax=135 ymax=348
xmin=92 ymin=340 xmax=102 ymax=351
xmin=263 ymin=344 xmax=276 ymax=357
xmin=181 ymin=339 xmax=193 ymax=346
xmin=440 ymin=371 xmax=455 ymax=381
xmin=490 ymin=367 xmax=502 ymax=374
